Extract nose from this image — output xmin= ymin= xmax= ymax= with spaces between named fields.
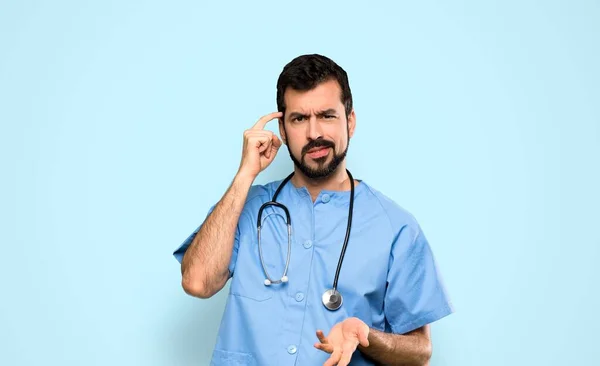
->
xmin=307 ymin=116 xmax=323 ymax=140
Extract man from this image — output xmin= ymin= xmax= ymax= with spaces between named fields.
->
xmin=173 ymin=54 xmax=453 ymax=365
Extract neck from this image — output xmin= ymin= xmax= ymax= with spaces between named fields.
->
xmin=290 ymin=165 xmax=355 ymax=201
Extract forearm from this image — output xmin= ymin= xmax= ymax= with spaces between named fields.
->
xmin=358 ymin=327 xmax=431 ymax=366
xmin=181 ymin=172 xmax=255 ymax=297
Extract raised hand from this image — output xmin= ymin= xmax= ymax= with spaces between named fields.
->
xmin=237 ymin=111 xmax=283 ymax=179
xmin=314 ymin=317 xmax=370 ymax=366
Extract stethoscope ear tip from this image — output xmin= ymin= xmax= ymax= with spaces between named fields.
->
xmin=264 ymin=279 xmax=272 ymax=286
xmin=281 ymin=275 xmax=288 ymax=283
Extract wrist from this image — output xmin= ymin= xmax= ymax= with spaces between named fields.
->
xmin=234 ymin=169 xmax=257 ymax=187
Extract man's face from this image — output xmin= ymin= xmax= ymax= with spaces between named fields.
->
xmin=279 ymin=79 xmax=356 ymax=179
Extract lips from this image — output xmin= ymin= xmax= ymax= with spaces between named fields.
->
xmin=306 ymin=147 xmax=330 ymax=159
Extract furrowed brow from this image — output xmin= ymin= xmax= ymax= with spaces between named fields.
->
xmin=315 ymin=109 xmax=338 ymax=117
xmin=288 ymin=111 xmax=310 ymax=120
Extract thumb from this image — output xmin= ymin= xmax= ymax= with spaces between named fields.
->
xmin=272 ymin=134 xmax=282 ymax=150
xmin=358 ymin=327 xmax=369 ymax=347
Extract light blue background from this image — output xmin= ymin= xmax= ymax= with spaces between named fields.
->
xmin=2 ymin=1 xmax=599 ymax=365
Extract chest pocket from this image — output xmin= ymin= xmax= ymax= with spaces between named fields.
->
xmin=229 ymin=232 xmax=275 ymax=302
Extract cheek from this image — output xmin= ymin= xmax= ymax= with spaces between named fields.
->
xmin=325 ymin=122 xmax=346 ymax=141
xmin=331 ymin=130 xmax=347 ymax=148
xmin=286 ymin=137 xmax=304 ymax=154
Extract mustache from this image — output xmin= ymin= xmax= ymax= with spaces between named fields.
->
xmin=302 ymin=139 xmax=335 ymax=155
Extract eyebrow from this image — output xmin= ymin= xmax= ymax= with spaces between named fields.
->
xmin=316 ymin=108 xmax=338 ymax=117
xmin=288 ymin=109 xmax=338 ymax=120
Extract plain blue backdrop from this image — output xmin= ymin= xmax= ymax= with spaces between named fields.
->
xmin=1 ymin=1 xmax=599 ymax=365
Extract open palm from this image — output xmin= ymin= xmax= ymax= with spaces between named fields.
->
xmin=314 ymin=317 xmax=370 ymax=366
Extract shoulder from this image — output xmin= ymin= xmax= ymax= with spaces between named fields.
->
xmin=232 ymin=180 xmax=279 ymax=232
xmin=360 ymin=181 xmax=422 ymax=237
xmin=242 ymin=178 xmax=284 ymax=209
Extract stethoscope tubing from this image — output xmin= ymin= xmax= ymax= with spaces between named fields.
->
xmin=256 ymin=169 xmax=355 ymax=310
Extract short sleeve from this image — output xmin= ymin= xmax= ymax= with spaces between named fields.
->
xmin=384 ymin=225 xmax=454 ymax=334
xmin=172 ymin=205 xmax=240 ymax=277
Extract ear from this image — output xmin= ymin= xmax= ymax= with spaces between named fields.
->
xmin=347 ymin=109 xmax=356 ymax=138
xmin=278 ymin=117 xmax=287 ymax=145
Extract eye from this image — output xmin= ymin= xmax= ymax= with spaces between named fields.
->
xmin=324 ymin=114 xmax=335 ymax=119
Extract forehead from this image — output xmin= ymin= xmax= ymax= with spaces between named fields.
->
xmin=283 ymin=79 xmax=344 ymax=113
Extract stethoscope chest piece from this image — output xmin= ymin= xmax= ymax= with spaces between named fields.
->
xmin=322 ymin=288 xmax=343 ymax=311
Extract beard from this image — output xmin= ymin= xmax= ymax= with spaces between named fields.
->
xmin=286 ymin=137 xmax=349 ymax=179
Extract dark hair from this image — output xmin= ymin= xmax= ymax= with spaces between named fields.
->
xmin=276 ymin=54 xmax=353 ymax=120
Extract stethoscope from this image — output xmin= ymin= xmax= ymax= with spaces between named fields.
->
xmin=256 ymin=169 xmax=355 ymax=311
